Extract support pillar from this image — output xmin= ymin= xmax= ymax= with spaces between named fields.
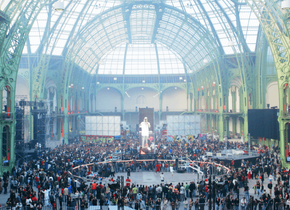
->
xmin=279 ymin=120 xmax=287 ymax=165
xmin=232 ymin=88 xmax=236 ymax=112
xmin=232 ymin=117 xmax=237 ymax=137
xmin=0 ymin=127 xmax=2 ymax=175
xmin=209 ymin=114 xmax=213 ymax=132
xmin=0 ymin=90 xmax=2 ymax=174
xmin=225 ymin=117 xmax=230 ymax=137
xmin=218 ymin=115 xmax=224 ymax=141
xmin=190 ymin=93 xmax=193 ymax=112
xmin=205 ymin=115 xmax=208 ymax=132
xmin=121 ymin=94 xmax=125 ymax=120
xmin=239 ymin=88 xmax=244 ymax=113
xmin=159 ymin=93 xmax=162 ymax=121
xmin=9 ymin=125 xmax=15 ymax=169
xmin=64 ymin=115 xmax=69 ymax=144
xmin=243 ymin=115 xmax=249 ymax=142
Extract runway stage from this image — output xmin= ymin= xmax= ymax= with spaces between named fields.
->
xmin=115 ymin=171 xmax=201 ymax=186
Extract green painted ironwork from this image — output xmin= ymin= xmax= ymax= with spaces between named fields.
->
xmin=0 ymin=0 xmax=50 ymax=174
xmin=245 ymin=0 xmax=290 ymax=166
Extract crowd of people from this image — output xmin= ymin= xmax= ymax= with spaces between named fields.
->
xmin=1 ymin=135 xmax=288 ymax=210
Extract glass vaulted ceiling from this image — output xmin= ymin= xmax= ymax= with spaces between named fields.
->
xmin=0 ymin=0 xmax=260 ymax=75
xmin=98 ymin=43 xmax=186 ymax=75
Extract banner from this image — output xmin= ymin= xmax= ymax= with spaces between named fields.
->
xmin=80 ymin=135 xmax=114 ymax=143
xmin=165 ymin=135 xmax=195 ymax=142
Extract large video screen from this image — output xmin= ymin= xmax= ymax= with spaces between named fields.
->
xmin=248 ymin=109 xmax=279 ymax=139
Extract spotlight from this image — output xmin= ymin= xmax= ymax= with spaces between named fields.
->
xmin=281 ymin=0 xmax=290 ymax=9
xmin=54 ymin=1 xmax=64 ymax=11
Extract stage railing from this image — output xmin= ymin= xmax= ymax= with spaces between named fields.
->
xmin=68 ymin=158 xmax=231 ymax=180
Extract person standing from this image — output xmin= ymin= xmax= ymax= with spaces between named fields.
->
xmin=132 ymin=185 xmax=138 ymax=201
xmin=199 ymin=195 xmax=205 ymax=210
xmin=139 ymin=117 xmax=151 ymax=147
xmin=160 ymin=173 xmax=165 ymax=183
xmin=126 ymin=177 xmax=131 ymax=187
xmin=170 ymin=165 xmax=174 ymax=177
xmin=183 ymin=198 xmax=188 ymax=210
xmin=215 ymin=197 xmax=220 ymax=210
xmin=240 ymin=197 xmax=247 ymax=210
xmin=3 ymin=179 xmax=8 ymax=194
xmin=268 ymin=181 xmax=273 ymax=195
xmin=180 ymin=185 xmax=185 ymax=201
xmin=171 ymin=199 xmax=176 ymax=210
xmin=255 ymin=181 xmax=261 ymax=198
xmin=244 ymin=184 xmax=249 ymax=202
xmin=162 ymin=197 xmax=168 ymax=210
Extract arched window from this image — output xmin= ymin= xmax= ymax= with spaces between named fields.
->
xmin=136 ymin=95 xmax=146 ymax=104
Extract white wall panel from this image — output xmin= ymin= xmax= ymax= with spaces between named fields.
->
xmin=115 ymin=117 xmax=121 ymax=123
xmin=97 ymin=116 xmax=102 ymax=123
xmin=91 ymin=117 xmax=97 ymax=124
xmin=86 ymin=116 xmax=91 ymax=123
xmin=166 ymin=115 xmax=201 ymax=136
xmin=92 ymin=124 xmax=97 ymax=130
xmin=103 ymin=116 xmax=108 ymax=123
xmin=114 ymin=124 xmax=120 ymax=130
xmin=85 ymin=115 xmax=122 ymax=136
xmin=109 ymin=124 xmax=114 ymax=131
xmin=103 ymin=124 xmax=108 ymax=130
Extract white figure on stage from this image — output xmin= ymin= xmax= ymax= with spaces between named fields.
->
xmin=139 ymin=117 xmax=151 ymax=147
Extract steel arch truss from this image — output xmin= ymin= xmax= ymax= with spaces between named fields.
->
xmin=245 ymin=0 xmax=290 ymax=165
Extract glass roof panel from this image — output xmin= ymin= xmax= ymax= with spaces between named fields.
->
xmin=13 ymin=0 xmax=262 ymax=76
xmin=130 ymin=6 xmax=156 ymax=43
xmin=24 ymin=0 xmax=124 ymax=54
xmin=98 ymin=43 xmax=185 ymax=75
xmin=239 ymin=3 xmax=259 ymax=51
xmin=125 ymin=43 xmax=158 ymax=75
xmin=157 ymin=44 xmax=185 ymax=75
xmin=164 ymin=0 xmax=259 ymax=54
xmin=98 ymin=43 xmax=126 ymax=75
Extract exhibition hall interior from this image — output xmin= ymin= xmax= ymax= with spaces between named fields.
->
xmin=0 ymin=0 xmax=290 ymax=175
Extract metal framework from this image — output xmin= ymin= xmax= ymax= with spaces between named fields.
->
xmin=0 ymin=0 xmax=289 ymax=174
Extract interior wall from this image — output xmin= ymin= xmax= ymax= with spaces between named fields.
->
xmin=266 ymin=81 xmax=279 ymax=108
xmin=96 ymin=88 xmax=121 ymax=112
xmin=162 ymin=87 xmax=187 ymax=111
xmin=124 ymin=88 xmax=159 ymax=112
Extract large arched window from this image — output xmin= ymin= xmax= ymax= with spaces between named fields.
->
xmin=136 ymin=95 xmax=146 ymax=104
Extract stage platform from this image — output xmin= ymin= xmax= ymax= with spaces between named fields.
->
xmin=212 ymin=154 xmax=260 ymax=167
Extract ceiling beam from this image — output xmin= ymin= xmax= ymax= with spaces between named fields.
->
xmin=122 ymin=4 xmax=133 ymax=43
xmin=151 ymin=3 xmax=164 ymax=43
